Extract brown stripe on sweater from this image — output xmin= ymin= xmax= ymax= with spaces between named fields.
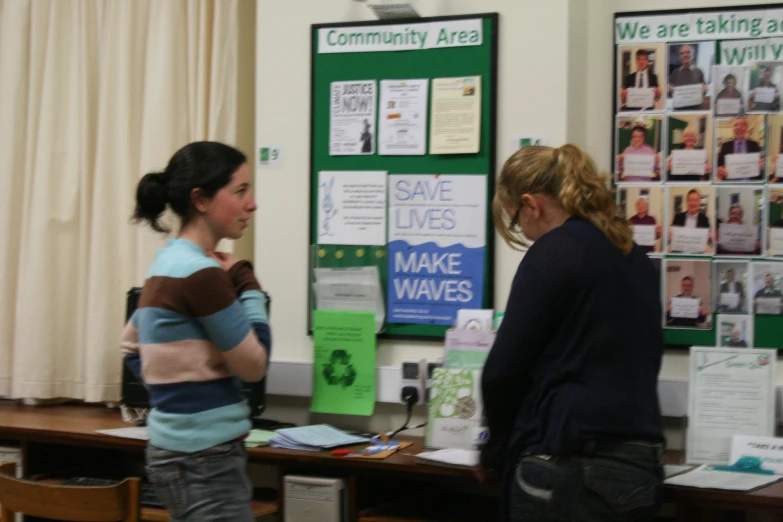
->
xmin=138 ymin=267 xmax=237 ymax=317
xmin=227 ymin=261 xmax=262 ymax=294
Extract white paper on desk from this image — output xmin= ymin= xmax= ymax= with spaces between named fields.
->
xmin=664 ymin=464 xmax=694 ymax=479
xmin=313 ymin=266 xmax=385 ymax=332
xmin=416 ymin=448 xmax=480 ymax=469
xmin=719 ymin=224 xmax=758 ymax=253
xmin=665 ymin=465 xmax=783 ymax=490
xmin=754 ymin=87 xmax=776 ymax=104
xmin=623 ymin=155 xmax=655 ymax=178
xmin=671 ymin=297 xmax=701 ymax=319
xmin=756 ymin=296 xmax=782 ymax=315
xmin=769 ymin=228 xmax=783 ymax=256
xmin=633 ymin=225 xmax=657 ymax=247
xmin=671 ymin=226 xmax=709 ymax=254
xmin=687 ymin=347 xmax=776 ymax=465
xmin=730 ymin=435 xmax=783 ymax=475
xmin=95 ymin=427 xmax=149 ymax=440
xmin=273 ymin=424 xmax=369 ymax=449
xmin=673 ymin=84 xmax=703 ymax=108
xmin=726 ymin=153 xmax=761 ymax=180
xmin=717 ymin=98 xmax=741 ymax=116
xmin=626 ymin=87 xmax=655 ymax=109
xmin=672 ymin=149 xmax=707 ymax=176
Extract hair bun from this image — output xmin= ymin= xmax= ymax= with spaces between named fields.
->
xmin=132 ymin=170 xmax=170 ymax=233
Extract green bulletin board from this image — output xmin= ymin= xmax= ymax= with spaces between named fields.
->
xmin=309 ymin=14 xmax=499 ymax=340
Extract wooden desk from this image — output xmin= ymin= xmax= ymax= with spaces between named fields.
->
xmin=1 ymin=401 xmax=783 ymax=521
xmin=0 ymin=402 xmax=496 ymax=522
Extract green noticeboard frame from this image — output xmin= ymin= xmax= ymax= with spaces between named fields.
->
xmin=309 ymin=14 xmax=499 ymax=340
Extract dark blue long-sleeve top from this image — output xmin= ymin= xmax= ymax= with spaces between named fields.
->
xmin=481 ymin=217 xmax=665 ymax=470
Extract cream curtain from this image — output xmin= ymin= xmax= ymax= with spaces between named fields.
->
xmin=0 ymin=0 xmax=238 ymax=402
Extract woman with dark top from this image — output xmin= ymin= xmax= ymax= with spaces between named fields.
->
xmin=715 ymin=73 xmax=743 ymax=109
xmin=481 ymin=144 xmax=665 ymax=521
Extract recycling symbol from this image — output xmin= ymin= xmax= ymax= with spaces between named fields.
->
xmin=321 ymin=349 xmax=357 ymax=388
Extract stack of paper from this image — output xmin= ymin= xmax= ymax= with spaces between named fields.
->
xmin=415 ymin=448 xmax=479 ymax=470
xmin=94 ymin=427 xmax=149 ymax=440
xmin=244 ymin=429 xmax=276 ymax=448
xmin=665 ymin=465 xmax=783 ymax=491
xmin=270 ymin=424 xmax=369 ymax=451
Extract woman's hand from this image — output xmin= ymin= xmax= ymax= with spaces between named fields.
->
xmin=207 ymin=250 xmax=242 ymax=272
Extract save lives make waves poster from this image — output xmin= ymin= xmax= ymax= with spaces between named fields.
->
xmin=387 ymin=174 xmax=487 ymax=325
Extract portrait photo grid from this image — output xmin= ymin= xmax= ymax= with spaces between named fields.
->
xmin=614 ymin=40 xmax=783 ymax=344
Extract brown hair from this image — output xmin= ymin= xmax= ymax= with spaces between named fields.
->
xmin=492 ymin=144 xmax=633 ymax=254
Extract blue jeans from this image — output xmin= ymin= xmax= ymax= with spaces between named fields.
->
xmin=509 ymin=441 xmax=663 ymax=521
xmin=145 ymin=440 xmax=254 ymax=521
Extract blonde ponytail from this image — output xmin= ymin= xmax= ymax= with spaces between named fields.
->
xmin=493 ymin=144 xmax=633 ymax=255
xmin=555 ymin=144 xmax=633 ymax=255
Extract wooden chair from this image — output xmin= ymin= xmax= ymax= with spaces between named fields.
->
xmin=0 ymin=461 xmax=140 ymax=522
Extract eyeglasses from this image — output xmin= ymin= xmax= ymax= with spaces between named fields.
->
xmin=508 ymin=204 xmax=522 ymax=231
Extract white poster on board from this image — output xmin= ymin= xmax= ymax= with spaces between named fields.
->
xmin=379 ymin=79 xmax=428 ymax=156
xmin=387 ymin=174 xmax=487 ymax=325
xmin=330 ymin=80 xmax=377 ymax=156
xmin=317 ymin=170 xmax=387 ymax=246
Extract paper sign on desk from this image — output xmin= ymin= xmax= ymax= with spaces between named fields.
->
xmin=731 ymin=436 xmax=783 ymax=475
xmin=664 ymin=465 xmax=783 ymax=491
xmin=687 ymin=347 xmax=776 ymax=465
xmin=94 ymin=427 xmax=149 ymax=440
xmin=310 ymin=310 xmax=376 ymax=416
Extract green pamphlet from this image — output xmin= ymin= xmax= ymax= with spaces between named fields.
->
xmin=426 ymin=368 xmax=484 ymax=450
xmin=311 ymin=310 xmax=376 ymax=416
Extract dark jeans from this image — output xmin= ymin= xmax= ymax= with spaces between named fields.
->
xmin=509 ymin=441 xmax=664 ymax=522
xmin=145 ymin=439 xmax=254 ymax=522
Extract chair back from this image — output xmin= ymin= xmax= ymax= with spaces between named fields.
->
xmin=0 ymin=462 xmax=140 ymax=522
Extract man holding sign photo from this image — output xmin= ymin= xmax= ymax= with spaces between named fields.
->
xmin=668 ymin=44 xmax=708 ymax=111
xmin=754 ymin=273 xmax=783 ymax=315
xmin=669 ymin=188 xmax=712 ymax=254
xmin=621 ymin=49 xmax=661 ymax=111
xmin=667 ymin=275 xmax=708 ymax=328
xmin=717 ymin=117 xmax=764 ymax=182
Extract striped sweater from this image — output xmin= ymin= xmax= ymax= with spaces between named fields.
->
xmin=120 ymin=239 xmax=270 ymax=453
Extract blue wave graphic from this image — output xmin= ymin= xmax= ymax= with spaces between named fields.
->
xmin=387 ymin=240 xmax=485 ymax=325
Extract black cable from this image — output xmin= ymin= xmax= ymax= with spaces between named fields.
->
xmin=388 ymin=400 xmax=428 ymax=439
xmin=389 ymin=401 xmax=414 ymax=439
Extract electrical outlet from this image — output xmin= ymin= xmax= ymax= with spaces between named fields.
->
xmin=400 ymin=360 xmax=426 ymax=405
